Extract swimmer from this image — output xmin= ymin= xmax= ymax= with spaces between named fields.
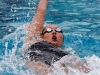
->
xmin=25 ymin=0 xmax=90 ymax=74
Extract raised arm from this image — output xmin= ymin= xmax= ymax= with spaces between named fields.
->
xmin=26 ymin=0 xmax=48 ymax=45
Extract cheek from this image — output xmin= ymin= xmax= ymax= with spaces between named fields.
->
xmin=58 ymin=34 xmax=63 ymax=40
xmin=42 ymin=34 xmax=51 ymax=39
xmin=58 ymin=34 xmax=63 ymax=43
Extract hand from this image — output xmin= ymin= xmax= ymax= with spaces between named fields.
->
xmin=69 ymin=62 xmax=90 ymax=73
xmin=75 ymin=64 xmax=90 ymax=73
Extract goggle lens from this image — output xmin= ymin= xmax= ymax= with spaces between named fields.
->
xmin=42 ymin=28 xmax=62 ymax=35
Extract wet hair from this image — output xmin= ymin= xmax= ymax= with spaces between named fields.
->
xmin=41 ymin=27 xmax=46 ymax=35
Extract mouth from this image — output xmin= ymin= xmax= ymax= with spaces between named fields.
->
xmin=52 ymin=36 xmax=57 ymax=41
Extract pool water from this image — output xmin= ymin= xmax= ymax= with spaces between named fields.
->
xmin=0 ymin=0 xmax=100 ymax=75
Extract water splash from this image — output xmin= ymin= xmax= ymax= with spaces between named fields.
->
xmin=0 ymin=23 xmax=100 ymax=75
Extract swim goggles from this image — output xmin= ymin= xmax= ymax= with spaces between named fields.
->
xmin=42 ymin=27 xmax=62 ymax=35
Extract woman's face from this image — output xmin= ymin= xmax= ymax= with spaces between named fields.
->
xmin=42 ymin=25 xmax=63 ymax=47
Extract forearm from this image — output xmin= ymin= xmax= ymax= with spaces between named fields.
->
xmin=36 ymin=0 xmax=48 ymax=13
xmin=28 ymin=0 xmax=48 ymax=34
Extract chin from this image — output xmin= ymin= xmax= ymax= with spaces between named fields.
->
xmin=52 ymin=42 xmax=59 ymax=47
xmin=52 ymin=40 xmax=58 ymax=43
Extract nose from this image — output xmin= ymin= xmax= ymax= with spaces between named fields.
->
xmin=52 ymin=31 xmax=56 ymax=35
